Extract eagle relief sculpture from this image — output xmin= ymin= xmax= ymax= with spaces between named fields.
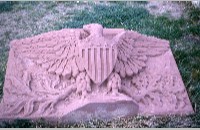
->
xmin=0 ymin=23 xmax=193 ymax=122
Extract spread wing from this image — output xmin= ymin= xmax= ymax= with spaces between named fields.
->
xmin=11 ymin=29 xmax=84 ymax=77
xmin=114 ymin=31 xmax=170 ymax=78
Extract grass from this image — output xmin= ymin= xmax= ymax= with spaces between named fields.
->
xmin=0 ymin=1 xmax=200 ymax=128
xmin=56 ymin=3 xmax=190 ymax=41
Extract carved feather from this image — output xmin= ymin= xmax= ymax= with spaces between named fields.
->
xmin=12 ymin=30 xmax=81 ymax=78
xmin=114 ymin=31 xmax=169 ymax=77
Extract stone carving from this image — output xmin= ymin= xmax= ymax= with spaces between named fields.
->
xmin=0 ymin=23 xmax=194 ymax=122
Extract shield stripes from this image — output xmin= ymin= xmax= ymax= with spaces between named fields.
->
xmin=80 ymin=46 xmax=117 ymax=84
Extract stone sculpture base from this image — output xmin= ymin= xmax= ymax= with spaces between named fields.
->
xmin=0 ymin=26 xmax=194 ymax=123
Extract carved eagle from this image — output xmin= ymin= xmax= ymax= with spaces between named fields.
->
xmin=12 ymin=23 xmax=169 ymax=90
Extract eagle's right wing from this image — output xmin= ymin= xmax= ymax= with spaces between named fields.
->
xmin=11 ymin=29 xmax=84 ymax=77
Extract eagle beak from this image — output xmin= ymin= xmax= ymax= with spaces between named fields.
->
xmin=83 ymin=25 xmax=91 ymax=34
xmin=112 ymin=31 xmax=126 ymax=44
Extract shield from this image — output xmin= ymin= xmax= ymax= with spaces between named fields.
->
xmin=79 ymin=46 xmax=118 ymax=85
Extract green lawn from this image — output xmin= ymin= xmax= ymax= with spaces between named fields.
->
xmin=0 ymin=1 xmax=200 ymax=128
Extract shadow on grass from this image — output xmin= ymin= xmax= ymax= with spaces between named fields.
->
xmin=0 ymin=1 xmax=18 ymax=13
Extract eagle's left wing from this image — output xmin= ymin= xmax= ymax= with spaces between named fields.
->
xmin=11 ymin=29 xmax=83 ymax=78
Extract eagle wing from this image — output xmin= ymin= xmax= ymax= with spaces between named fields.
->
xmin=11 ymin=29 xmax=84 ymax=77
xmin=114 ymin=31 xmax=170 ymax=78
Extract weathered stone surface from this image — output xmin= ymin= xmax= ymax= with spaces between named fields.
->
xmin=60 ymin=100 xmax=139 ymax=123
xmin=0 ymin=23 xmax=194 ymax=123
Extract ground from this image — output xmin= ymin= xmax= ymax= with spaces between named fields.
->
xmin=0 ymin=1 xmax=200 ymax=128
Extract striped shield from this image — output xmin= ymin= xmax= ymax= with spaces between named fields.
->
xmin=79 ymin=46 xmax=118 ymax=85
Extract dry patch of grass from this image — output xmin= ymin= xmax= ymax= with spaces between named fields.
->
xmin=146 ymin=1 xmax=186 ymax=19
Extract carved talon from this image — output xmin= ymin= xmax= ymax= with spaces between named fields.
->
xmin=107 ymin=73 xmax=121 ymax=95
xmin=76 ymin=72 xmax=91 ymax=99
xmin=48 ymin=102 xmax=56 ymax=113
